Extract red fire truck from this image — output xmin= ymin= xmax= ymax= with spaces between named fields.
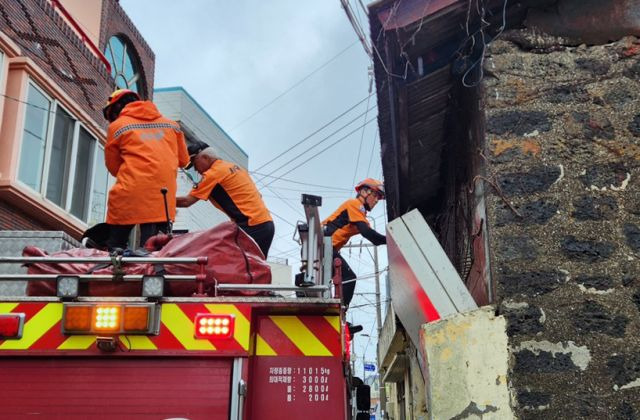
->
xmin=0 ymin=195 xmax=370 ymax=419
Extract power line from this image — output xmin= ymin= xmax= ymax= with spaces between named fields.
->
xmin=365 ymin=128 xmax=378 ymax=176
xmin=351 ymin=94 xmax=372 ymax=186
xmin=269 ymin=209 xmax=297 ymax=228
xmin=229 ymin=41 xmax=359 ymax=131
xmin=251 ymin=171 xmax=351 ymax=192
xmin=257 ymin=107 xmax=377 ymax=186
xmin=339 ymin=0 xmax=372 ymax=58
xmin=258 ymin=179 xmax=305 ymax=218
xmin=256 ymin=104 xmax=377 ymax=185
xmin=0 ymin=92 xmax=104 ymax=135
xmin=263 ymin=117 xmax=377 ymax=188
xmin=253 ymin=94 xmax=374 ymax=176
xmin=260 ymin=184 xmax=349 ymax=194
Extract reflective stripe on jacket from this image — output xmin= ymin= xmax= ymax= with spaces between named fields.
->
xmin=105 ymin=101 xmax=189 ymax=225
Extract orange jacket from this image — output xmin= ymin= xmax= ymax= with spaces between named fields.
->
xmin=105 ymin=101 xmax=189 ymax=225
xmin=189 ymin=159 xmax=272 ymax=226
xmin=322 ymin=198 xmax=369 ymax=250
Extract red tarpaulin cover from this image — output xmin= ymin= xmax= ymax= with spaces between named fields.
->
xmin=25 ymin=222 xmax=272 ymax=297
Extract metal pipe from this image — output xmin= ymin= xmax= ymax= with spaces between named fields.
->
xmin=0 ymin=257 xmax=206 ymax=264
xmin=217 ymin=284 xmax=330 ymax=292
xmin=0 ymin=274 xmax=199 ymax=281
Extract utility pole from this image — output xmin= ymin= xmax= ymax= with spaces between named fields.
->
xmin=344 ymin=214 xmax=388 ymax=419
xmin=372 ymin=238 xmax=387 ymax=419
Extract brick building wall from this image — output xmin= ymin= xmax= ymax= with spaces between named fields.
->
xmin=0 ymin=0 xmax=154 ymax=129
xmin=0 ymin=201 xmax=47 ymax=231
xmin=485 ymin=30 xmax=640 ymax=418
xmin=99 ymin=0 xmax=155 ymax=100
xmin=0 ymin=0 xmax=154 ymax=234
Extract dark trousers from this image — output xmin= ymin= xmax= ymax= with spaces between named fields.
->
xmin=240 ymin=221 xmax=275 ymax=258
xmin=106 ymin=222 xmax=170 ymax=251
xmin=333 ymin=250 xmax=357 ymax=307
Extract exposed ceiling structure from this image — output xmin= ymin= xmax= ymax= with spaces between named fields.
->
xmin=367 ymin=0 xmax=544 ymax=220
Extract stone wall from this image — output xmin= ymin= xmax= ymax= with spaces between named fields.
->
xmin=484 ymin=30 xmax=640 ymax=418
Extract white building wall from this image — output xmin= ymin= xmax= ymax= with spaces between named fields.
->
xmin=154 ymin=87 xmax=247 ymax=233
xmin=154 ymin=87 xmax=248 ymax=167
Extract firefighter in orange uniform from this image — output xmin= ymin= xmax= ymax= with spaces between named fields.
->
xmin=176 ymin=141 xmax=274 ymax=258
xmin=102 ymin=89 xmax=190 ymax=250
xmin=322 ymin=179 xmax=386 ymax=308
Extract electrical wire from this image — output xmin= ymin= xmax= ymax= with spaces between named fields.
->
xmin=253 ymin=93 xmax=373 ymax=173
xmin=365 ymin=128 xmax=379 ymax=177
xmin=229 ymin=40 xmax=359 ymax=131
xmin=349 ymin=299 xmax=390 ymax=310
xmin=1 ymin=93 xmax=104 ymax=135
xmin=262 ymin=117 xmax=377 ymax=188
xmin=339 ymin=0 xmax=372 ymax=58
xmin=255 ymin=104 xmax=377 ymax=185
xmin=351 ymin=94 xmax=372 ymax=186
xmin=250 ymin=171 xmax=351 ymax=192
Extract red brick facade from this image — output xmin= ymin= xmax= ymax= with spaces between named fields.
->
xmin=0 ymin=0 xmax=155 ymax=129
xmin=0 ymin=200 xmax=48 ymax=231
xmin=0 ymin=0 xmax=155 ymax=234
xmin=99 ymin=0 xmax=155 ymax=100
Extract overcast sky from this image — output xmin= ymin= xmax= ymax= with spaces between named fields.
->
xmin=120 ymin=0 xmax=387 ymax=376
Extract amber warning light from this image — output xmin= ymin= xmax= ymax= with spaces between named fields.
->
xmin=62 ymin=304 xmax=154 ymax=334
xmin=194 ymin=314 xmax=234 ymax=339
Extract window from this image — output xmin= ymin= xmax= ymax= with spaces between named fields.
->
xmin=46 ymin=107 xmax=75 ymax=206
xmin=104 ymin=35 xmax=141 ymax=92
xmin=18 ymin=84 xmax=50 ymax=191
xmin=89 ymin=150 xmax=108 ymax=226
xmin=17 ymin=81 xmax=110 ymax=225
xmin=70 ymin=127 xmax=95 ymax=220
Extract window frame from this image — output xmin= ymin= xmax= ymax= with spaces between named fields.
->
xmin=87 ymin=144 xmax=109 ymax=227
xmin=104 ymin=35 xmax=141 ymax=93
xmin=17 ymin=79 xmax=107 ymax=225
xmin=17 ymin=81 xmax=54 ymax=193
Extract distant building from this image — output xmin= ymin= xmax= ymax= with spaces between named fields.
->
xmin=0 ymin=0 xmax=154 ymax=238
xmin=154 ymin=87 xmax=292 ymax=282
xmin=154 ymin=86 xmax=248 ymax=233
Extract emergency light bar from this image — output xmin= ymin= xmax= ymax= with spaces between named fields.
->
xmin=194 ymin=314 xmax=234 ymax=339
xmin=62 ymin=303 xmax=159 ymax=335
xmin=0 ymin=313 xmax=25 ymax=339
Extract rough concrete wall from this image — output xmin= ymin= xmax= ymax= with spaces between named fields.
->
xmin=421 ymin=308 xmax=513 ymax=420
xmin=484 ymin=31 xmax=640 ymax=418
xmin=407 ymin=340 xmax=428 ymax=420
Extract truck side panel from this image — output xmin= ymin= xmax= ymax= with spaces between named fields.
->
xmin=0 ymin=357 xmax=232 ymax=419
xmin=247 ymin=315 xmax=347 ymax=420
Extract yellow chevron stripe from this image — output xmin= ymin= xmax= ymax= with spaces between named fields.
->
xmin=270 ymin=316 xmax=331 ymax=356
xmin=204 ymin=304 xmax=250 ymax=350
xmin=0 ymin=303 xmax=19 ymax=313
xmin=119 ymin=335 xmax=157 ymax=350
xmin=58 ymin=335 xmax=96 ymax=350
xmin=324 ymin=316 xmax=341 ymax=333
xmin=256 ymin=334 xmax=277 ymax=356
xmin=0 ymin=303 xmax=62 ymax=350
xmin=161 ymin=304 xmax=215 ymax=350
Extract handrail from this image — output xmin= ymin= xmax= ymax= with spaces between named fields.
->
xmin=49 ymin=0 xmax=112 ymax=74
xmin=0 ymin=274 xmax=201 ymax=281
xmin=217 ymin=284 xmax=331 ymax=292
xmin=0 ymin=257 xmax=207 ymax=264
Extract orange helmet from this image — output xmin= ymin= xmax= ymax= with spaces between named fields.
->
xmin=355 ymin=178 xmax=385 ymax=199
xmin=102 ymin=88 xmax=140 ymax=120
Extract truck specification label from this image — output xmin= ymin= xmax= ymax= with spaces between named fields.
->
xmin=267 ymin=365 xmax=332 ymax=402
xmin=249 ymin=357 xmax=346 ymax=419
